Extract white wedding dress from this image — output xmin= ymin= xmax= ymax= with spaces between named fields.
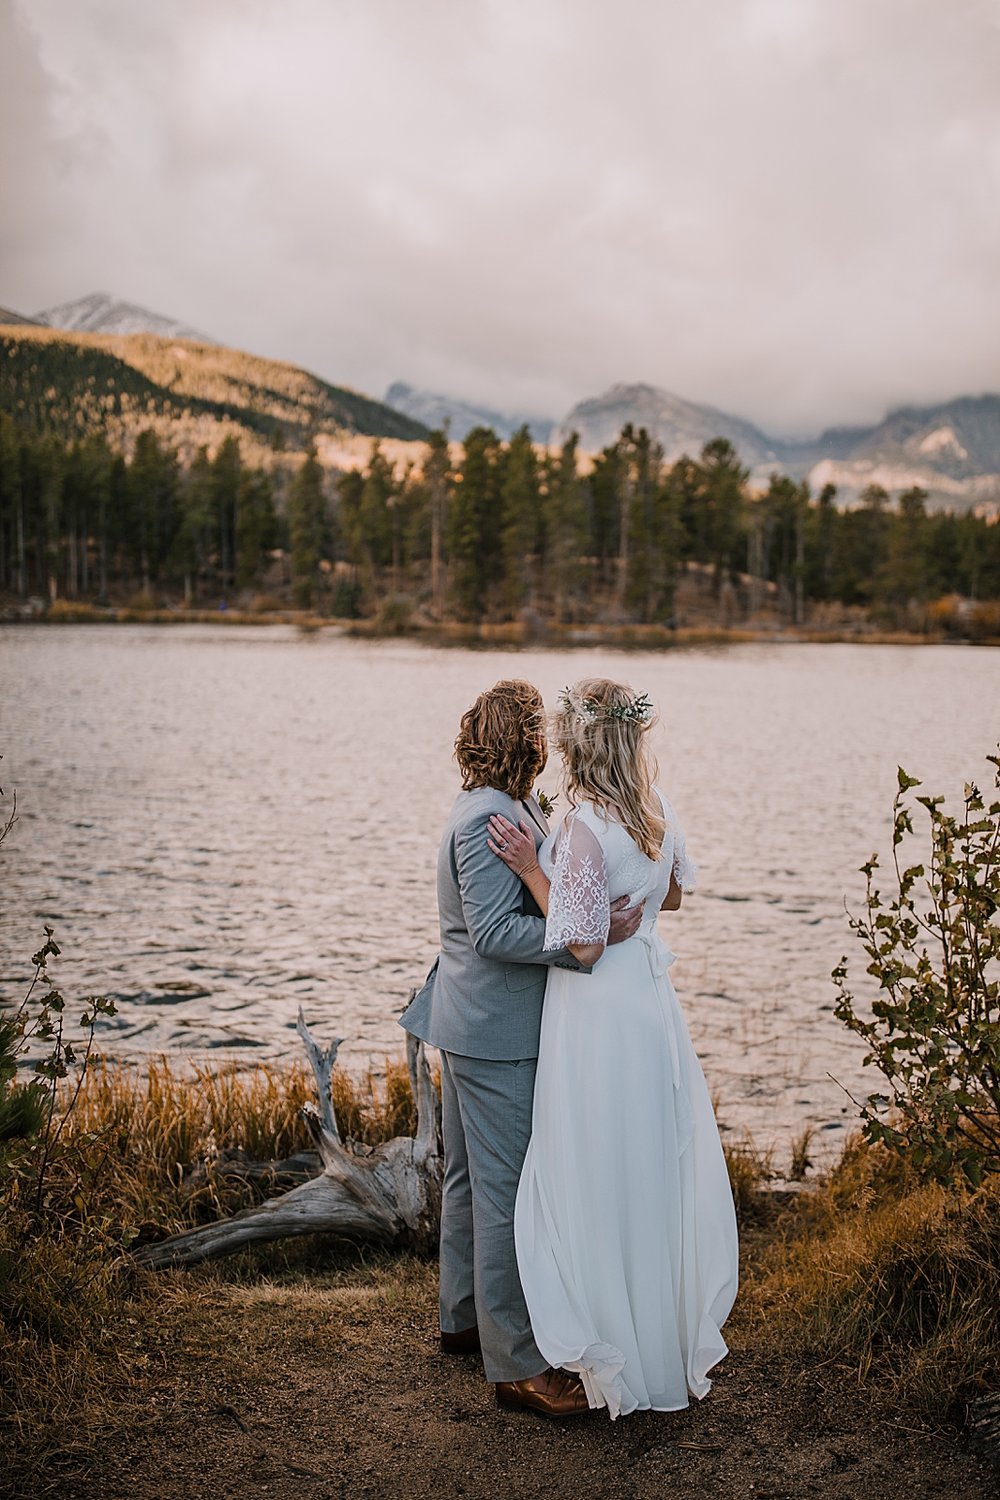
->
xmin=514 ymin=791 xmax=739 ymax=1418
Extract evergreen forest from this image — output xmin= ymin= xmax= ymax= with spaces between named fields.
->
xmin=2 ymin=412 xmax=999 ymax=633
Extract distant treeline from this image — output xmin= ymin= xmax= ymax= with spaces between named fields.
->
xmin=1 ymin=412 xmax=999 ymax=625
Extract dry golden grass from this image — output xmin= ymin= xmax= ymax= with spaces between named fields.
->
xmin=743 ymin=1134 xmax=1000 ymax=1416
xmin=4 ymin=1061 xmax=998 ymax=1486
xmin=0 ymin=1054 xmax=425 ymax=1480
xmin=57 ymin=1054 xmax=420 ymax=1234
xmin=73 ymin=1057 xmax=315 ymax=1168
xmin=722 ymin=1131 xmax=775 ymax=1222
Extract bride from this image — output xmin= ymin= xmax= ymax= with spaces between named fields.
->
xmin=486 ymin=677 xmax=739 ymax=1419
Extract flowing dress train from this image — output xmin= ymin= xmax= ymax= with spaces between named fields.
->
xmin=514 ymin=793 xmax=739 ymax=1418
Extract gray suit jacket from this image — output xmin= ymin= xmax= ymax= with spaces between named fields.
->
xmin=400 ymin=786 xmax=584 ymax=1060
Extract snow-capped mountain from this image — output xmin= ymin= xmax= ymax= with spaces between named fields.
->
xmin=35 ymin=292 xmax=214 ymax=344
xmin=781 ymin=394 xmax=1000 ymax=510
xmin=384 ymin=381 xmax=553 ymax=443
xmin=552 ymin=383 xmax=1000 ymax=511
xmin=552 ymin=382 xmax=782 ymax=471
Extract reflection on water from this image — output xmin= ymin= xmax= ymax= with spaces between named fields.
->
xmin=2 ymin=625 xmax=998 ymax=1159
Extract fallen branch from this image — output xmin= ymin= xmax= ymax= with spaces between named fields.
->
xmin=132 ymin=1006 xmax=441 ymax=1269
xmin=967 ymin=1392 xmax=1000 ymax=1469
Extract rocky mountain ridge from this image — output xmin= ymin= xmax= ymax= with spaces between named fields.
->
xmin=10 ymin=292 xmax=1000 ymax=510
xmin=388 ymin=378 xmax=1000 ymax=511
xmin=34 ymin=292 xmax=214 ymax=345
xmin=384 ymin=381 xmax=553 ymax=443
xmin=0 ymin=304 xmax=44 ymax=327
xmin=552 ymin=382 xmax=782 ymax=470
xmin=584 ymin=385 xmax=1000 ymax=509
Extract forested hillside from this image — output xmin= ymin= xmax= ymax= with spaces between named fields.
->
xmin=0 ymin=326 xmax=429 ymax=465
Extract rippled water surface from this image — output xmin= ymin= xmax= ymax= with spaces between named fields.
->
xmin=2 ymin=625 xmax=998 ymax=1158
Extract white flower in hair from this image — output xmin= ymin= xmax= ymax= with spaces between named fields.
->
xmin=558 ymin=687 xmax=654 ymax=725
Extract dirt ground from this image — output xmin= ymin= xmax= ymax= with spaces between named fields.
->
xmin=17 ymin=1250 xmax=990 ymax=1500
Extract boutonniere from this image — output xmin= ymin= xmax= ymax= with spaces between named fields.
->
xmin=537 ymin=790 xmax=558 ymax=818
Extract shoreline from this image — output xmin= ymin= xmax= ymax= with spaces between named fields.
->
xmin=3 ymin=606 xmax=998 ymax=649
xmin=3 ymin=1135 xmax=994 ymax=1499
xmin=2 ymin=1050 xmax=996 ymax=1496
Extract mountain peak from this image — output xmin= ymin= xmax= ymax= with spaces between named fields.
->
xmin=35 ymin=292 xmax=215 ymax=345
xmin=0 ymin=303 xmax=44 ymax=327
xmin=384 ymin=381 xmax=553 ymax=443
xmin=553 ymin=382 xmax=781 ymax=466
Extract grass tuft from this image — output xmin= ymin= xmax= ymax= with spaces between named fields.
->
xmin=788 ymin=1124 xmax=817 ymax=1182
xmin=744 ymin=1134 xmax=1000 ymax=1416
xmin=723 ymin=1131 xmax=775 ymax=1222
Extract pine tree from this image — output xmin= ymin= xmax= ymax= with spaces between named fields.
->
xmin=336 ymin=468 xmax=364 ymax=567
xmin=447 ymin=426 xmax=502 ymax=619
xmin=288 ymin=443 xmax=326 ymax=608
xmin=761 ymin=474 xmax=809 ymax=622
xmin=587 ymin=440 xmax=625 ymax=592
xmin=212 ymin=436 xmax=242 ymax=594
xmin=499 ymin=426 xmax=540 ymax=614
xmin=423 ymin=430 xmax=451 ymax=617
xmin=647 ymin=462 xmax=685 ymax=622
xmin=881 ymin=485 xmax=930 ymax=608
xmin=127 ymin=430 xmax=180 ymax=596
xmin=803 ymin=482 xmax=837 ymax=604
xmin=62 ymin=435 xmax=114 ymax=600
xmin=544 ymin=434 xmax=589 ymax=621
xmin=174 ymin=447 xmax=213 ymax=603
xmin=621 ymin=427 xmax=668 ymax=619
xmin=0 ymin=413 xmax=25 ymax=595
xmin=697 ymin=438 xmax=748 ymax=594
xmin=358 ymin=443 xmax=397 ymax=582
xmin=235 ymin=469 xmax=278 ymax=591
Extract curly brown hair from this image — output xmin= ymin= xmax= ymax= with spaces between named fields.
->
xmin=454 ymin=680 xmax=547 ymax=801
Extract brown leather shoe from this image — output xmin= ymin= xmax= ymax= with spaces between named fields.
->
xmin=495 ymin=1368 xmax=591 ymax=1417
xmin=440 ymin=1326 xmax=481 ymax=1356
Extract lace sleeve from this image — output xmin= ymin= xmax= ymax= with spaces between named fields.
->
xmin=543 ymin=813 xmax=610 ymax=952
xmin=659 ymin=790 xmax=698 ymax=893
xmin=672 ymin=823 xmax=698 ymax=893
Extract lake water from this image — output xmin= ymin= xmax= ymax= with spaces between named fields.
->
xmin=2 ymin=625 xmax=998 ymax=1162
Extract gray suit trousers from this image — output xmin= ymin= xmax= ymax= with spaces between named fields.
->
xmin=438 ymin=1050 xmax=545 ymax=1383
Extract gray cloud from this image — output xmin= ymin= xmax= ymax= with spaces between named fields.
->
xmin=2 ymin=0 xmax=999 ymax=435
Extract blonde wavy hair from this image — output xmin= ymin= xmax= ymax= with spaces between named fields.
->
xmin=551 ymin=678 xmax=664 ymax=859
xmin=455 ymin=679 xmax=547 ymax=801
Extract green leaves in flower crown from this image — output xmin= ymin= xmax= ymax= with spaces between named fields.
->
xmin=558 ymin=687 xmax=653 ymax=725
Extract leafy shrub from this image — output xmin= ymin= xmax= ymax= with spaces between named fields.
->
xmin=373 ymin=593 xmax=414 ymax=634
xmin=834 ymin=752 xmax=1000 ymax=1184
xmin=331 ymin=575 xmax=364 ymax=618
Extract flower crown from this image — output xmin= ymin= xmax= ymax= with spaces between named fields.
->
xmin=558 ymin=687 xmax=654 ymax=726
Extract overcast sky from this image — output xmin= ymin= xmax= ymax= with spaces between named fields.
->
xmin=2 ymin=0 xmax=999 ymax=436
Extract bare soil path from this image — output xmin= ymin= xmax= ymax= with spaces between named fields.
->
xmin=27 ymin=1253 xmax=988 ymax=1500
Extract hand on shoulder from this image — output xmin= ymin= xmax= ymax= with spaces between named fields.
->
xmin=487 ymin=813 xmax=539 ymax=877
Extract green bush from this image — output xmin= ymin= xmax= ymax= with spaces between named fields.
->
xmin=834 ymin=750 xmax=1000 ymax=1185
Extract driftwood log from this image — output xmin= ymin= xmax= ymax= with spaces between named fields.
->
xmin=132 ymin=1008 xmax=442 ymax=1269
xmin=967 ymin=1392 xmax=1000 ymax=1469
